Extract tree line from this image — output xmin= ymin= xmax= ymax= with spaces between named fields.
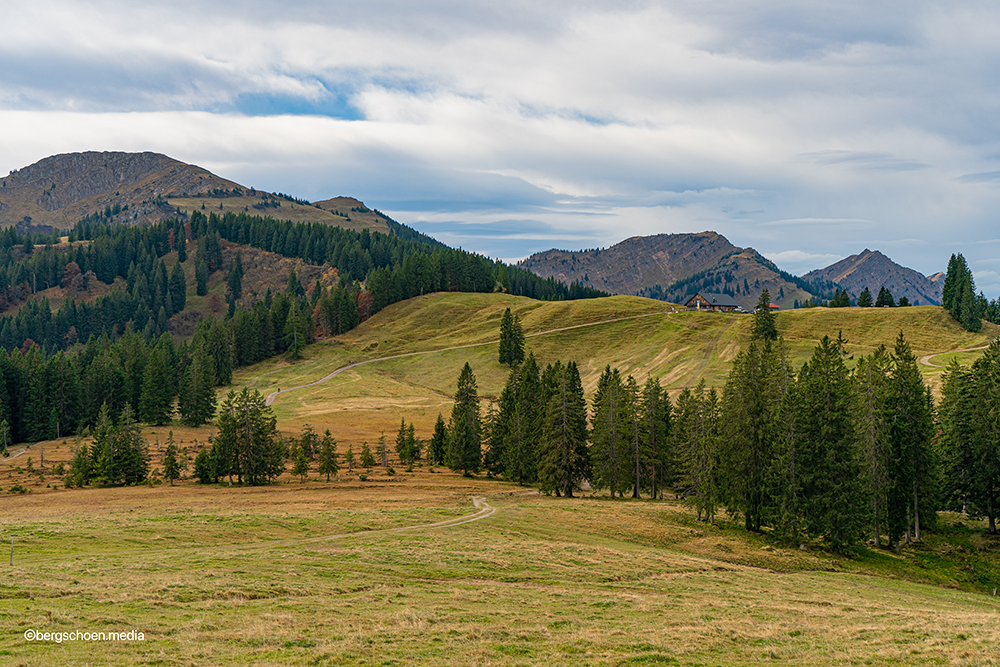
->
xmin=422 ymin=303 xmax=973 ymax=552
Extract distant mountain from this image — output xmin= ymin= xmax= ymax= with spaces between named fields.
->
xmin=0 ymin=151 xmax=242 ymax=231
xmin=519 ymin=232 xmax=827 ymax=309
xmin=803 ymin=249 xmax=942 ymax=306
xmin=0 ymin=152 xmax=410 ymax=237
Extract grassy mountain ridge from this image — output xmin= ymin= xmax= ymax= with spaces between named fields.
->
xmin=231 ymin=292 xmax=997 ymax=444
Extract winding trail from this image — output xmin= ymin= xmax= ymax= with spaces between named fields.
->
xmin=919 ymin=344 xmax=990 ymax=368
xmin=266 ymin=310 xmax=668 ymax=405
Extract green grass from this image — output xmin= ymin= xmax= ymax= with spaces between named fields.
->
xmin=231 ymin=293 xmax=999 ymax=441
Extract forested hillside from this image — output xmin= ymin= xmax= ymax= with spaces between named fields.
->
xmin=0 ymin=209 xmax=603 ymax=447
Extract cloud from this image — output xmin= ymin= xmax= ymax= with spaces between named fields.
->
xmin=762 ymin=250 xmax=844 ymax=275
xmin=3 ymin=2 xmax=1000 ymax=290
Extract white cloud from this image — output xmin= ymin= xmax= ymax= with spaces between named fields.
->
xmin=2 ymin=2 xmax=1000 ymax=289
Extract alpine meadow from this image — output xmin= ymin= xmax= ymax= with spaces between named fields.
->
xmin=0 ymin=152 xmax=999 ymax=667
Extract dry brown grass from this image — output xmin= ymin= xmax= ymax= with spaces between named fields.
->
xmin=1 ymin=476 xmax=999 ymax=666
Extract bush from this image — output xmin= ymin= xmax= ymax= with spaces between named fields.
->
xmin=9 ymin=484 xmax=28 ymax=494
xmin=386 ymin=467 xmax=396 ymax=476
xmin=358 ymin=474 xmax=368 ymax=482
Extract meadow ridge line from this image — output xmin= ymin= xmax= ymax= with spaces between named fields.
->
xmin=265 ymin=310 xmax=669 ymax=405
xmin=13 ymin=496 xmax=497 ymax=565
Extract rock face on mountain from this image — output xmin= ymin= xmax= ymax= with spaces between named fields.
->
xmin=803 ymin=249 xmax=942 ymax=306
xmin=519 ymin=232 xmax=738 ymax=295
xmin=0 ymin=151 xmax=242 ymax=230
xmin=519 ymin=232 xmax=819 ymax=309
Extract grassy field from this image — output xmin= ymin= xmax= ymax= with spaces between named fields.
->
xmin=2 ymin=471 xmax=1000 ymax=666
xmin=3 ymin=293 xmax=1000 ymax=665
xmin=229 ymin=292 xmax=999 ymax=444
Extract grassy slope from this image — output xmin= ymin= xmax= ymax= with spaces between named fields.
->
xmin=3 ymin=293 xmax=1000 ymax=665
xmin=231 ymin=292 xmax=998 ymax=442
xmin=168 ymin=196 xmax=389 ymax=234
xmin=1 ymin=477 xmax=998 ymax=666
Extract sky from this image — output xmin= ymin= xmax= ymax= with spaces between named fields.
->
xmin=2 ymin=1 xmax=1000 ymax=294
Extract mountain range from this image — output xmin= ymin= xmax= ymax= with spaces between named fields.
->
xmin=520 ymin=234 xmax=943 ymax=309
xmin=2 ymin=152 xmax=944 ymax=308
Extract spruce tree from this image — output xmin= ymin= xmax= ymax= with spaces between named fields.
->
xmin=139 ymin=347 xmax=173 ymax=425
xmin=852 ymin=345 xmax=892 ymax=546
xmin=317 ymin=431 xmax=340 ymax=481
xmin=360 ymin=441 xmax=376 ymax=470
xmin=429 ymin=413 xmax=447 ymax=465
xmin=718 ymin=339 xmax=790 ymax=532
xmin=875 ymin=286 xmax=895 ymax=308
xmin=886 ymin=332 xmax=937 ymax=548
xmin=499 ymin=353 xmax=542 ymax=484
xmin=537 ymin=361 xmax=589 ymax=497
xmin=640 ymin=376 xmax=672 ymax=500
xmin=292 ymin=445 xmax=310 ymax=482
xmin=195 ymin=257 xmax=209 ymax=296
xmin=447 ymin=362 xmax=481 ymax=475
xmin=751 ymin=290 xmax=778 ymax=341
xmin=228 ymin=251 xmax=243 ymax=300
xmin=590 ymin=366 xmax=630 ymax=497
xmin=857 ymin=287 xmax=873 ymax=307
xmin=163 ymin=436 xmax=181 ymax=486
xmin=795 ymin=335 xmax=864 ymax=551
xmin=179 ymin=341 xmax=216 ymax=426
xmin=395 ymin=417 xmax=412 ymax=465
xmin=673 ymin=382 xmax=719 ymax=523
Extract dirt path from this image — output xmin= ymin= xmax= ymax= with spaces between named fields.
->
xmin=918 ymin=344 xmax=990 ymax=368
xmin=266 ymin=311 xmax=668 ymax=405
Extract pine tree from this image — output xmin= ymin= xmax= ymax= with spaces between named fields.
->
xmin=292 ymin=445 xmax=310 ymax=482
xmin=590 ymin=366 xmax=630 ymax=497
xmin=852 ymin=345 xmax=893 ymax=546
xmin=360 ymin=441 xmax=376 ymax=470
xmin=673 ymin=382 xmax=719 ymax=522
xmin=795 ymin=335 xmax=864 ymax=551
xmin=447 ymin=362 xmax=481 ymax=475
xmin=345 ymin=444 xmax=355 ymax=472
xmin=497 ymin=308 xmax=525 ymax=365
xmin=395 ymin=417 xmax=412 ymax=465
xmin=139 ymin=347 xmax=173 ymax=425
xmin=875 ymin=286 xmax=895 ymax=308
xmin=886 ymin=332 xmax=937 ymax=548
xmin=499 ymin=353 xmax=542 ymax=484
xmin=751 ymin=289 xmax=778 ymax=341
xmin=857 ymin=287 xmax=873 ymax=308
xmin=317 ymin=430 xmax=340 ymax=481
xmin=228 ymin=251 xmax=243 ymax=300
xmin=429 ymin=413 xmax=447 ymax=465
xmin=537 ymin=361 xmax=589 ymax=497
xmin=178 ymin=341 xmax=216 ymax=426
xmin=169 ymin=258 xmax=186 ymax=314
xmin=163 ymin=435 xmax=181 ymax=486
